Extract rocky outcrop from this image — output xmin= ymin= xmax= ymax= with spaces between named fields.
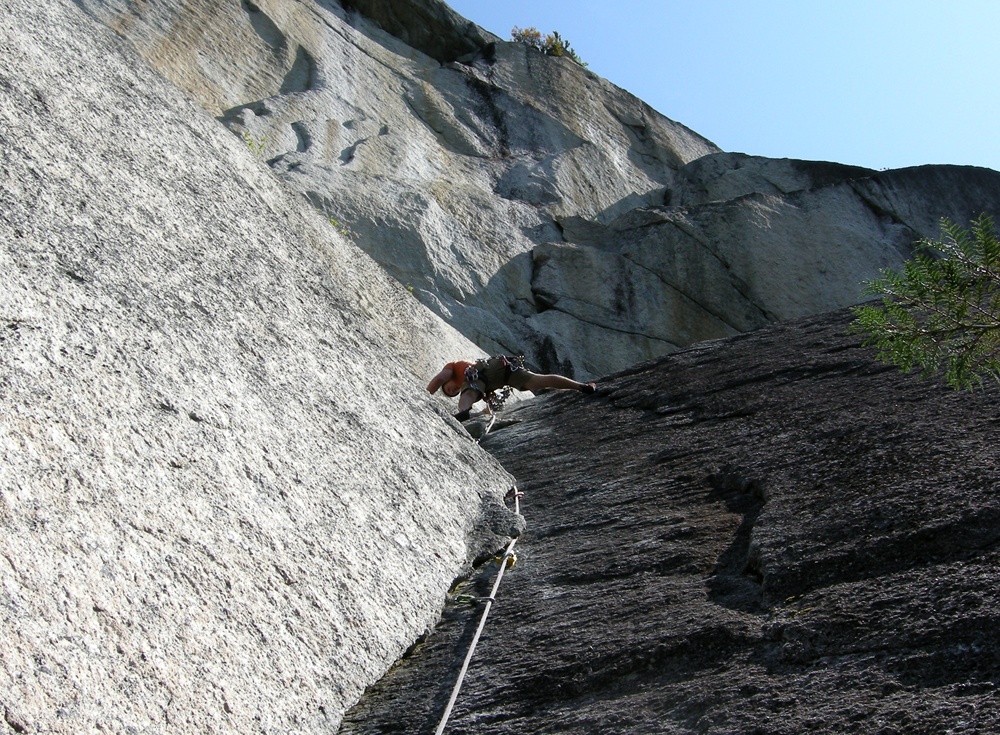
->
xmin=341 ymin=309 xmax=1000 ymax=734
xmin=0 ymin=2 xmax=517 ymax=731
xmin=544 ymin=158 xmax=1000 ymax=375
xmin=75 ymin=0 xmax=1000 ymax=380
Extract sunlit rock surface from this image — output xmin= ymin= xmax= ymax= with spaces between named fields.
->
xmin=0 ymin=2 xmax=516 ymax=731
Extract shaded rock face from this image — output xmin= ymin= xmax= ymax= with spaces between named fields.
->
xmin=339 ymin=0 xmax=501 ymax=62
xmin=75 ymin=0 xmax=1000 ymax=379
xmin=1 ymin=1 xmax=516 ymax=731
xmin=341 ymin=310 xmax=1000 ymax=734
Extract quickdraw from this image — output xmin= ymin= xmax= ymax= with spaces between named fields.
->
xmin=485 ymin=387 xmax=512 ymax=413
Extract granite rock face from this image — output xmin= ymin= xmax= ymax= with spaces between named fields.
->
xmin=76 ymin=0 xmax=1000 ymax=379
xmin=544 ymin=158 xmax=1000 ymax=375
xmin=72 ymin=0 xmax=717 ymax=374
xmin=341 ymin=309 xmax=1000 ymax=734
xmin=0 ymin=2 xmax=516 ymax=732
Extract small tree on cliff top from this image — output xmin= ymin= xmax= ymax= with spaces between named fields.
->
xmin=511 ymin=26 xmax=587 ymax=67
xmin=851 ymin=214 xmax=1000 ymax=390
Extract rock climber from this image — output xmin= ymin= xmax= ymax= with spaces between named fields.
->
xmin=427 ymin=355 xmax=596 ymax=421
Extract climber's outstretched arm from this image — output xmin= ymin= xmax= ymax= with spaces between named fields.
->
xmin=426 ymin=367 xmax=454 ymax=394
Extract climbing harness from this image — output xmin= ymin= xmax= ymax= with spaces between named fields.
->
xmin=464 ymin=354 xmax=525 ymax=413
xmin=434 ymin=487 xmax=523 ymax=735
xmin=454 ymin=355 xmax=527 ymax=439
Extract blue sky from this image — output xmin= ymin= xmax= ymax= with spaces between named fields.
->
xmin=445 ymin=1 xmax=1000 ymax=172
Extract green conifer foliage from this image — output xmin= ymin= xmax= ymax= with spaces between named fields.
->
xmin=851 ymin=214 xmax=1000 ymax=389
xmin=510 ymin=26 xmax=587 ymax=67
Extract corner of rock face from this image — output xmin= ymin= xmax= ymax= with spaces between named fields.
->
xmin=343 ymin=309 xmax=1000 ymax=734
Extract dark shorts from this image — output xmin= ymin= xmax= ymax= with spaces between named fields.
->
xmin=463 ymin=356 xmax=534 ymax=395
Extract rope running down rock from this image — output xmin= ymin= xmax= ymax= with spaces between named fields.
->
xmin=434 ymin=487 xmax=523 ymax=735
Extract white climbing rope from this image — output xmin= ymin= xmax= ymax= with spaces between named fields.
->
xmin=477 ymin=411 xmax=498 ymax=442
xmin=434 ymin=487 xmax=522 ymax=735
